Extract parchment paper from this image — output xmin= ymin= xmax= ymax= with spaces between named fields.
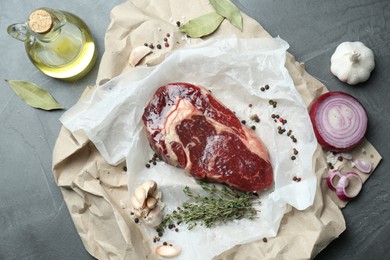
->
xmin=52 ymin=0 xmax=382 ymax=259
xmin=60 ymin=36 xmax=318 ymax=260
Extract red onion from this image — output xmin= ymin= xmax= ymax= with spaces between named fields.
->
xmin=336 ymin=172 xmax=363 ymax=201
xmin=326 ymin=169 xmax=342 ymax=191
xmin=309 ymin=92 xmax=368 ymax=152
xmin=353 ymin=157 xmax=372 ymax=174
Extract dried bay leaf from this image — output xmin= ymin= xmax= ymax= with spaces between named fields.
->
xmin=5 ymin=79 xmax=64 ymax=110
xmin=210 ymin=0 xmax=243 ymax=31
xmin=180 ymin=12 xmax=224 ymax=38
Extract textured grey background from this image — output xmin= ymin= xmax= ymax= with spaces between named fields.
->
xmin=0 ymin=0 xmax=388 ymax=259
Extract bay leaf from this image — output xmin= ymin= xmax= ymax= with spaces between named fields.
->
xmin=5 ymin=79 xmax=64 ymax=110
xmin=210 ymin=0 xmax=243 ymax=31
xmin=180 ymin=12 xmax=224 ymax=38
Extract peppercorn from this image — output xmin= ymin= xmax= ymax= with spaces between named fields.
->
xmin=175 ymin=228 xmax=179 ymax=232
xmin=166 ymin=33 xmax=171 ymax=37
xmin=176 ymin=21 xmax=181 ymax=27
xmin=291 ymin=155 xmax=296 ymax=160
xmin=265 ymin=85 xmax=270 ymax=90
xmin=263 ymin=237 xmax=268 ymax=242
xmin=260 ymin=87 xmax=265 ymax=91
xmin=145 ymin=163 xmax=151 ymax=168
xmin=293 ymin=148 xmax=299 ymax=155
xmin=165 ymin=42 xmax=170 ymax=48
xmin=123 ymin=166 xmax=127 ymax=172
xmin=134 ymin=218 xmax=139 ymax=223
xmin=271 ymin=114 xmax=276 ymax=119
xmin=144 ymin=43 xmax=148 ymax=46
xmin=163 ymin=37 xmax=168 ymax=42
xmin=251 ymin=125 xmax=256 ymax=130
xmin=241 ymin=120 xmax=246 ymax=124
xmin=163 ymin=242 xmax=168 ymax=246
xmin=156 ymin=44 xmax=162 ymax=49
xmin=248 ymin=103 xmax=253 ymax=108
xmin=149 ymin=43 xmax=154 ymax=49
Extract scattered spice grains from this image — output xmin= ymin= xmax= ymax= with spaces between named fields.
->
xmin=250 ymin=114 xmax=260 ymax=123
xmin=145 ymin=153 xmax=160 ymax=168
xmin=262 ymin=237 xmax=268 ymax=243
xmin=292 ymin=176 xmax=302 ymax=182
xmin=269 ymin=100 xmax=277 ymax=108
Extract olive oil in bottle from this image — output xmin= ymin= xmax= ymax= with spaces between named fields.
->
xmin=8 ymin=8 xmax=97 ymax=81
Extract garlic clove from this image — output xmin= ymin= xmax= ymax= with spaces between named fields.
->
xmin=146 ymin=197 xmax=158 ymax=209
xmin=155 ymin=245 xmax=181 ymax=258
xmin=144 ymin=206 xmax=163 ymax=227
xmin=141 ymin=180 xmax=158 ymax=196
xmin=134 ymin=186 xmax=147 ymax=203
xmin=128 ymin=46 xmax=152 ymax=67
xmin=131 ymin=195 xmax=144 ymax=210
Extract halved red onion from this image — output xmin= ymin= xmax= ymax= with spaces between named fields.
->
xmin=353 ymin=157 xmax=372 ymax=174
xmin=336 ymin=172 xmax=363 ymax=201
xmin=326 ymin=169 xmax=342 ymax=191
xmin=309 ymin=92 xmax=368 ymax=152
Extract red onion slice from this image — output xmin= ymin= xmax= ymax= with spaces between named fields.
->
xmin=309 ymin=92 xmax=368 ymax=152
xmin=326 ymin=169 xmax=342 ymax=191
xmin=353 ymin=157 xmax=372 ymax=174
xmin=336 ymin=172 xmax=363 ymax=201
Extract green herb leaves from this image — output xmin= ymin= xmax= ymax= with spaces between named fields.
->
xmin=5 ymin=80 xmax=64 ymax=110
xmin=180 ymin=12 xmax=224 ymax=38
xmin=210 ymin=0 xmax=243 ymax=31
xmin=157 ymin=182 xmax=258 ymax=234
xmin=179 ymin=0 xmax=243 ymax=38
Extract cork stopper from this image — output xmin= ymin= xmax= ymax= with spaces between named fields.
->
xmin=28 ymin=9 xmax=53 ymax=34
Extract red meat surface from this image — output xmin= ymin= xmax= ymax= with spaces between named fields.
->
xmin=142 ymin=82 xmax=273 ymax=192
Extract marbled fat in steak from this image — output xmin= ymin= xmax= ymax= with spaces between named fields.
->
xmin=142 ymin=82 xmax=273 ymax=192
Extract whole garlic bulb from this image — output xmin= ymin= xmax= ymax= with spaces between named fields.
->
xmin=330 ymin=41 xmax=375 ymax=85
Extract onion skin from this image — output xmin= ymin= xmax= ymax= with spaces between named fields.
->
xmin=327 ymin=169 xmax=342 ymax=191
xmin=336 ymin=172 xmax=363 ymax=201
xmin=309 ymin=92 xmax=368 ymax=152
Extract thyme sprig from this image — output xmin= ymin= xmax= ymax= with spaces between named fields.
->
xmin=157 ymin=182 xmax=259 ymax=234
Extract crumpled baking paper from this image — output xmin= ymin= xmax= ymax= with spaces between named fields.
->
xmin=60 ymin=36 xmax=318 ymax=259
xmin=52 ymin=0 xmax=382 ymax=259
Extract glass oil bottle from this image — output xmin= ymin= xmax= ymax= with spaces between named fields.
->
xmin=8 ymin=8 xmax=97 ymax=81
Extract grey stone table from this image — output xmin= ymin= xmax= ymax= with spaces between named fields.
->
xmin=0 ymin=0 xmax=388 ymax=259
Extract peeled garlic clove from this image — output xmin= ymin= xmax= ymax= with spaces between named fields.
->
xmin=141 ymin=180 xmax=157 ymax=196
xmin=144 ymin=206 xmax=163 ymax=227
xmin=134 ymin=186 xmax=147 ymax=203
xmin=146 ymin=197 xmax=158 ymax=209
xmin=128 ymin=46 xmax=152 ymax=67
xmin=155 ymin=245 xmax=181 ymax=258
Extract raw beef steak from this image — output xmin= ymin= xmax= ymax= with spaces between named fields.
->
xmin=142 ymin=82 xmax=273 ymax=192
